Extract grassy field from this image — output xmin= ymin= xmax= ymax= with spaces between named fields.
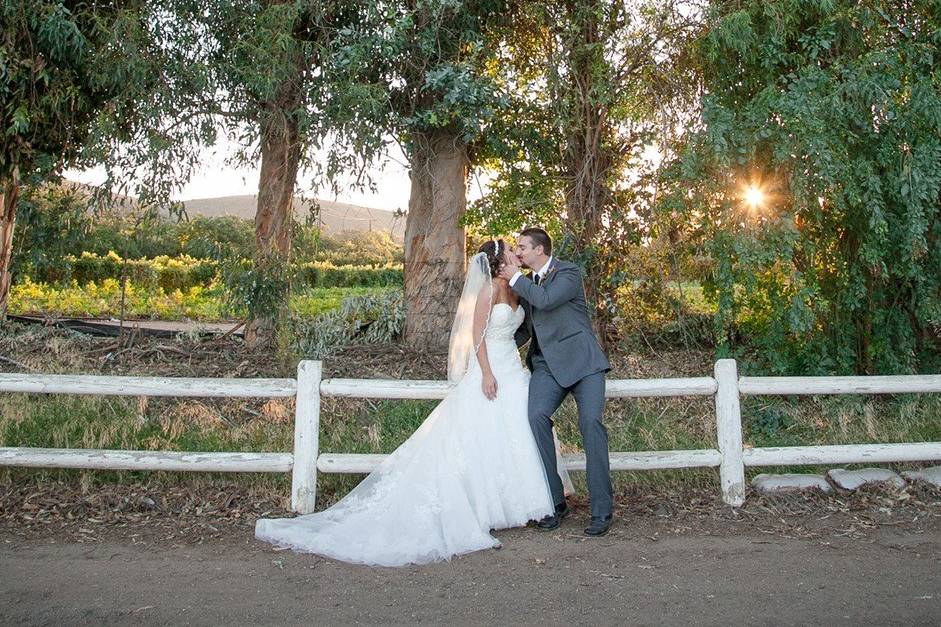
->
xmin=9 ymin=277 xmax=709 ymax=320
xmin=0 ymin=324 xmax=938 ymax=508
xmin=8 ymin=278 xmax=395 ymax=321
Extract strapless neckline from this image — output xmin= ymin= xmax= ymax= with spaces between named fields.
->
xmin=493 ymin=302 xmax=521 ymax=314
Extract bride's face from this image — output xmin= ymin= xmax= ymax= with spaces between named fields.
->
xmin=502 ymin=248 xmax=521 ymax=268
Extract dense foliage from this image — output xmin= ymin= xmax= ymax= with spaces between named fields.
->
xmin=0 ymin=1 xmax=148 ymax=182
xmin=662 ymin=0 xmax=941 ymax=374
xmin=5 ymin=0 xmax=939 ymax=373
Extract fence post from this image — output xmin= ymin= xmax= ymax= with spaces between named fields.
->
xmin=714 ymin=358 xmax=745 ymax=506
xmin=291 ymin=360 xmax=322 ymax=514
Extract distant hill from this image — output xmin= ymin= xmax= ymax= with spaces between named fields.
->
xmin=61 ymin=180 xmax=405 ymax=242
xmin=181 ymin=195 xmax=405 ymax=242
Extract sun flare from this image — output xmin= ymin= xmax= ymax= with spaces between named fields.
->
xmin=743 ymin=185 xmax=765 ymax=209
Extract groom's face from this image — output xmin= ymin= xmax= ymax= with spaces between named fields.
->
xmin=515 ymin=236 xmax=542 ymax=270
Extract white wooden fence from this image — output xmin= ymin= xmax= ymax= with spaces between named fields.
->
xmin=1 ymin=359 xmax=940 ymax=514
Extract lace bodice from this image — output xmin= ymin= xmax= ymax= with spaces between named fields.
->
xmin=485 ymin=302 xmax=525 ymax=341
xmin=461 ymin=302 xmax=526 ymax=378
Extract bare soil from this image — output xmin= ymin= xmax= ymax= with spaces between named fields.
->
xmin=2 ymin=482 xmax=940 ymax=625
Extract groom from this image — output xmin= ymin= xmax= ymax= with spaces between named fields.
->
xmin=499 ymin=228 xmax=614 ymax=536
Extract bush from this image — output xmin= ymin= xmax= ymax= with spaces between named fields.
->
xmin=68 ymin=251 xmax=160 ymax=288
xmin=11 ymin=184 xmax=91 ymax=283
xmin=292 ymin=289 xmax=405 ymax=358
xmin=64 ymin=252 xmax=219 ymax=292
xmin=314 ymin=230 xmax=404 ymax=266
xmin=178 ymin=215 xmax=255 ymax=260
xmin=295 ymin=261 xmax=403 ymax=289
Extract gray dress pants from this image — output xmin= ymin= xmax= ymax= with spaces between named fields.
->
xmin=528 ymin=353 xmax=613 ymax=518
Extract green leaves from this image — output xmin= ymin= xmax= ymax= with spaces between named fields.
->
xmin=1 ymin=2 xmax=142 ymax=181
xmin=669 ymin=0 xmax=941 ymax=374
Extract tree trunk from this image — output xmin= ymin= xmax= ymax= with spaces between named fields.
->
xmin=244 ymin=95 xmax=303 ymax=349
xmin=562 ymin=3 xmax=616 ymax=348
xmin=403 ymin=131 xmax=469 ymax=352
xmin=0 ymin=170 xmax=20 ymax=317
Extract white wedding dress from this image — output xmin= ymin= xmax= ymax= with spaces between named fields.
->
xmin=255 ymin=302 xmax=556 ymax=566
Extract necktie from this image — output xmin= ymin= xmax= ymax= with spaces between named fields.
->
xmin=534 ymin=273 xmax=541 ymax=285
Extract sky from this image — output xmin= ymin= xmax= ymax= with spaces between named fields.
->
xmin=64 ymin=138 xmax=489 ymax=212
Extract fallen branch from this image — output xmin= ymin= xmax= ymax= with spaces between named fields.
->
xmin=0 ymin=353 xmax=35 ymax=372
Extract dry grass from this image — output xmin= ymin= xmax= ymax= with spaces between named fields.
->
xmin=0 ymin=321 xmax=939 ymax=506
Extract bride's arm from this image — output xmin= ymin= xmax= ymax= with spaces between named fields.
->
xmin=472 ymin=286 xmax=498 ymax=400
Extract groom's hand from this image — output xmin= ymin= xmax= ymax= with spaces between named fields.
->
xmin=499 ymin=259 xmax=521 ymax=282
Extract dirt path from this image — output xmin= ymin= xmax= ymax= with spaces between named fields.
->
xmin=3 ymin=520 xmax=939 ymax=626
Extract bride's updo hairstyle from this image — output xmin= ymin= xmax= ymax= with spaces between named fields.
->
xmin=477 ymin=239 xmax=507 ymax=278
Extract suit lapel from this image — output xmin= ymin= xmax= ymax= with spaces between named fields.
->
xmin=540 ymin=258 xmax=560 ymax=286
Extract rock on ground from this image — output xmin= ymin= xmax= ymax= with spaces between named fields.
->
xmin=902 ymin=466 xmax=941 ymax=488
xmin=827 ymin=468 xmax=907 ymax=491
xmin=751 ymin=473 xmax=832 ymax=494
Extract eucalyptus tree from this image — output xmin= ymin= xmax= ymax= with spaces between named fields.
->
xmin=467 ymin=0 xmax=703 ymax=345
xmin=98 ymin=0 xmax=373 ymax=347
xmin=662 ymin=0 xmax=941 ymax=374
xmin=334 ymin=0 xmax=512 ymax=352
xmin=0 ymin=1 xmax=148 ymax=314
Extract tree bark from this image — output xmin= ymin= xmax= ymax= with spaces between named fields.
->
xmin=403 ymin=131 xmax=469 ymax=352
xmin=244 ymin=90 xmax=303 ymax=349
xmin=0 ymin=170 xmax=20 ymax=317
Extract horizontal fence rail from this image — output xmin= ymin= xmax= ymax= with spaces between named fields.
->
xmin=0 ymin=373 xmax=297 ymax=398
xmin=316 ymin=449 xmax=724 ymax=475
xmin=742 ymin=443 xmax=941 ymax=466
xmin=739 ymin=375 xmax=941 ymax=396
xmin=0 ymin=447 xmax=292 ymax=472
xmin=319 ymin=376 xmax=719 ymax=400
xmin=1 ymin=359 xmax=939 ymax=513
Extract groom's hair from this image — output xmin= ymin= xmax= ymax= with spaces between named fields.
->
xmin=520 ymin=227 xmax=551 ymax=256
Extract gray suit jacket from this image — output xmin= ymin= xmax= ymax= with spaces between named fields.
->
xmin=512 ymin=258 xmax=611 ymax=388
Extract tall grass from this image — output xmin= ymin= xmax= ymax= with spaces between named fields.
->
xmin=3 ymin=389 xmax=939 ymax=507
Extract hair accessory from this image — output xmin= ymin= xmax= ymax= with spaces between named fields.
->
xmin=494 ymin=240 xmax=500 ymax=258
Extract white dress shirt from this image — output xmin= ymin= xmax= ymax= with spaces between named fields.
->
xmin=510 ymin=256 xmax=553 ymax=287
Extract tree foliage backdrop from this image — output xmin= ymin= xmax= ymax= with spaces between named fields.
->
xmin=3 ymin=0 xmax=939 ymax=375
xmin=661 ymin=0 xmax=941 ymax=374
xmin=0 ymin=1 xmax=150 ymax=311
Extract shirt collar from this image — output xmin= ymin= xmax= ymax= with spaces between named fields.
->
xmin=535 ymin=256 xmax=553 ymax=278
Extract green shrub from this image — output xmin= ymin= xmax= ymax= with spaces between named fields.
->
xmin=10 ymin=184 xmax=90 ymax=283
xmin=85 ymin=213 xmax=183 ymax=259
xmin=178 ymin=215 xmax=255 ymax=260
xmin=292 ymin=289 xmax=405 ymax=357
xmin=68 ymin=251 xmax=160 ymax=288
xmin=64 ymin=252 xmax=218 ymax=292
xmin=314 ymin=230 xmax=403 ymax=266
xmin=295 ymin=261 xmax=402 ymax=289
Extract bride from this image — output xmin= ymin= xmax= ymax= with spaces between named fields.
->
xmin=255 ymin=240 xmax=569 ymax=566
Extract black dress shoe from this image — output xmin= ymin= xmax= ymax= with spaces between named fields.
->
xmin=583 ymin=515 xmax=613 ymax=537
xmin=536 ymin=501 xmax=570 ymax=531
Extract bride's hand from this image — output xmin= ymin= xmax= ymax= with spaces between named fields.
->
xmin=482 ymin=373 xmax=498 ymax=400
